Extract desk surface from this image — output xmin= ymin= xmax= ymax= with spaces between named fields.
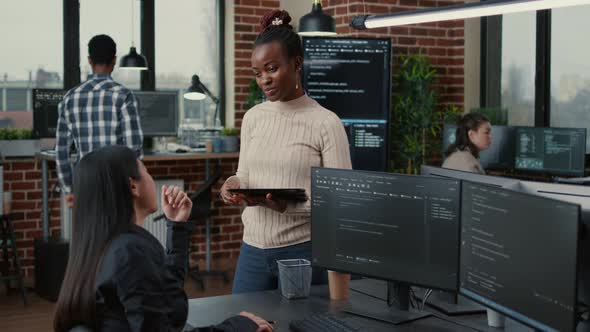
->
xmin=35 ymin=150 xmax=239 ymax=162
xmin=186 ymin=281 xmax=538 ymax=332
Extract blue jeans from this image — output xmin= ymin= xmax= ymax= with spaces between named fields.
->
xmin=232 ymin=241 xmax=327 ymax=294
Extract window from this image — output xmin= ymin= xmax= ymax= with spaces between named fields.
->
xmin=0 ymin=0 xmax=62 ymax=128
xmin=551 ymin=6 xmax=590 ymax=152
xmin=155 ymin=0 xmax=220 ymax=127
xmin=500 ymin=12 xmax=536 ymax=126
xmin=79 ymin=0 xmax=141 ymax=89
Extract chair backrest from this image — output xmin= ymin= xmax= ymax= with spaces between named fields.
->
xmin=189 ymin=173 xmax=222 ymax=220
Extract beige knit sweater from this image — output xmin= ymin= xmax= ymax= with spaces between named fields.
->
xmin=231 ymin=94 xmax=352 ymax=249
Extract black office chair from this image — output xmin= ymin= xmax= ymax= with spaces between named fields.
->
xmin=0 ymin=213 xmax=27 ymax=306
xmin=186 ymin=172 xmax=230 ymax=289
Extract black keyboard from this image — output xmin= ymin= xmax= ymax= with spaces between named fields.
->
xmin=289 ymin=313 xmax=362 ymax=332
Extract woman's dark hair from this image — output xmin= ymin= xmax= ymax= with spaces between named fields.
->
xmin=54 ymin=145 xmax=141 ymax=332
xmin=254 ymin=10 xmax=303 ymax=60
xmin=445 ymin=112 xmax=490 ymax=158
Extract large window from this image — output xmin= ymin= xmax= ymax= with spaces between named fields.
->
xmin=155 ymin=0 xmax=219 ymax=127
xmin=0 ymin=0 xmax=62 ymax=127
xmin=79 ymin=0 xmax=141 ymax=89
xmin=500 ymin=12 xmax=536 ymax=126
xmin=551 ymin=6 xmax=590 ymax=151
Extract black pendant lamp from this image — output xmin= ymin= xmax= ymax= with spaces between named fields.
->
xmin=298 ymin=0 xmax=337 ymax=36
xmin=120 ymin=0 xmax=148 ymax=70
xmin=120 ymin=46 xmax=148 ymax=70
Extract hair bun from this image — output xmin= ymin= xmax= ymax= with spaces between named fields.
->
xmin=260 ymin=10 xmax=292 ymax=31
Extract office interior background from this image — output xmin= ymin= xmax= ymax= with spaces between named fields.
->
xmin=1 ymin=0 xmax=590 ymax=329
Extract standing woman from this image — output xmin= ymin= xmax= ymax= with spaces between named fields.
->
xmin=442 ymin=112 xmax=492 ymax=174
xmin=220 ymin=10 xmax=352 ymax=294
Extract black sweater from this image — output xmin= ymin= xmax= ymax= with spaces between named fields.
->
xmin=94 ymin=221 xmax=257 ymax=332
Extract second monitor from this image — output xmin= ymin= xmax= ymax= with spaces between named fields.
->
xmin=515 ymin=127 xmax=586 ymax=176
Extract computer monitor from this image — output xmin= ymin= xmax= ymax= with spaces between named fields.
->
xmin=515 ymin=127 xmax=586 ymax=176
xmin=517 ymin=180 xmax=590 ymax=315
xmin=32 ymin=89 xmax=66 ymax=138
xmin=420 ymin=165 xmax=520 ymax=190
xmin=442 ymin=124 xmax=516 ymax=169
xmin=460 ymin=181 xmax=579 ymax=332
xmin=303 ymin=37 xmax=391 ymax=171
xmin=133 ymin=91 xmax=179 ymax=137
xmin=311 ymin=167 xmax=460 ymax=323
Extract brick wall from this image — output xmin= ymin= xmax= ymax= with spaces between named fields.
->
xmin=322 ymin=0 xmax=466 ymax=109
xmin=233 ymin=0 xmax=466 ymax=119
xmin=2 ymin=157 xmax=242 ymax=280
xmin=233 ymin=0 xmax=281 ymax=128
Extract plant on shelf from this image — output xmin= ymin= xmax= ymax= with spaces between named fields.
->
xmin=390 ymin=54 xmax=460 ymax=174
xmin=244 ymin=79 xmax=264 ymax=110
xmin=0 ymin=128 xmax=33 ymax=140
xmin=0 ymin=128 xmax=40 ymax=157
xmin=220 ymin=127 xmax=240 ymax=153
xmin=221 ymin=127 xmax=240 ymax=136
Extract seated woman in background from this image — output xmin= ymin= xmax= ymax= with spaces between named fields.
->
xmin=442 ymin=113 xmax=492 ymax=174
xmin=53 ymin=145 xmax=272 ymax=332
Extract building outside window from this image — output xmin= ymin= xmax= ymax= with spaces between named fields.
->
xmin=155 ymin=0 xmax=219 ymax=128
xmin=500 ymin=12 xmax=536 ymax=126
xmin=0 ymin=0 xmax=63 ymax=128
xmin=550 ymin=6 xmax=590 ymax=151
xmin=79 ymin=0 xmax=141 ymax=89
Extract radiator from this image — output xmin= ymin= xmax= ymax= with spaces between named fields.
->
xmin=142 ymin=178 xmax=185 ymax=248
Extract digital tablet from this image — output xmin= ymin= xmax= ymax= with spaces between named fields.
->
xmin=228 ymin=188 xmax=307 ymax=202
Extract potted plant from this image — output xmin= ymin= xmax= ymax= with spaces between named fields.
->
xmin=244 ymin=79 xmax=264 ymax=110
xmin=220 ymin=127 xmax=240 ymax=153
xmin=390 ymin=54 xmax=459 ymax=174
xmin=0 ymin=128 xmax=41 ymax=157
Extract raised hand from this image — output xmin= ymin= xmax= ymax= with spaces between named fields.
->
xmin=161 ymin=185 xmax=193 ymax=222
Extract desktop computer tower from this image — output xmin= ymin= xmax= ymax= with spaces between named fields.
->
xmin=34 ymin=239 xmax=69 ymax=302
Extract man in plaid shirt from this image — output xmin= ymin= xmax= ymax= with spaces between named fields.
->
xmin=56 ymin=35 xmax=143 ymax=205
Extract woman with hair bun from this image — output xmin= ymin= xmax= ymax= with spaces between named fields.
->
xmin=220 ymin=10 xmax=352 ymax=295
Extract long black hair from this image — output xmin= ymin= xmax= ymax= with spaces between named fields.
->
xmin=445 ymin=112 xmax=490 ymax=158
xmin=54 ymin=145 xmax=141 ymax=332
xmin=254 ymin=10 xmax=303 ymax=61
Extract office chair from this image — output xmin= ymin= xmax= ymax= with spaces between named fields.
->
xmin=154 ymin=172 xmax=229 ymax=289
xmin=0 ymin=213 xmax=27 ymax=306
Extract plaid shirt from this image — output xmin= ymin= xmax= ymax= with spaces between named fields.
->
xmin=56 ymin=74 xmax=143 ymax=193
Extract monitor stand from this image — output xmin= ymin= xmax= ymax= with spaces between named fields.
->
xmin=415 ymin=289 xmax=485 ymax=316
xmin=343 ymin=282 xmax=431 ymax=325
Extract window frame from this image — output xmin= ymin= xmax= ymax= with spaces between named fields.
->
xmin=63 ymin=0 xmax=225 ymax=126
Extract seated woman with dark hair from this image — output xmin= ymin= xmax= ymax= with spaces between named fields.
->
xmin=53 ymin=145 xmax=272 ymax=332
xmin=443 ymin=112 xmax=492 ymax=174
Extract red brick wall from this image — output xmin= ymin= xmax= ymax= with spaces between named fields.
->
xmin=322 ymin=0 xmax=466 ymax=108
xmin=233 ymin=0 xmax=466 ymax=120
xmin=2 ymin=157 xmax=242 ymax=280
xmin=233 ymin=0 xmax=281 ymax=128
